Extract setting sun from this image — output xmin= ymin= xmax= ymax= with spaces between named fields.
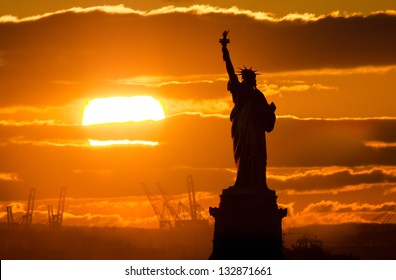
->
xmin=82 ymin=96 xmax=165 ymax=146
xmin=82 ymin=96 xmax=165 ymax=126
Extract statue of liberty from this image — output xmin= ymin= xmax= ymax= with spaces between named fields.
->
xmin=220 ymin=31 xmax=276 ymax=189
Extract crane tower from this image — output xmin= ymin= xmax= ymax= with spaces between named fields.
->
xmin=21 ymin=188 xmax=36 ymax=226
xmin=48 ymin=187 xmax=66 ymax=230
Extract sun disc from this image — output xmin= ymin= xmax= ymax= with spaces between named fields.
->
xmin=82 ymin=96 xmax=165 ymax=126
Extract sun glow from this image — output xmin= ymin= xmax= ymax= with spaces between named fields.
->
xmin=82 ymin=96 xmax=165 ymax=146
xmin=82 ymin=96 xmax=165 ymax=126
xmin=88 ymin=139 xmax=158 ymax=147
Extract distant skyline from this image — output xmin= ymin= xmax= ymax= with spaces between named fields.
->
xmin=0 ymin=1 xmax=395 ymax=228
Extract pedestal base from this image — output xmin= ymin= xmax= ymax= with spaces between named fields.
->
xmin=209 ymin=186 xmax=287 ymax=260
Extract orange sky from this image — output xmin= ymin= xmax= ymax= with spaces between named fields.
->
xmin=1 ymin=1 xmax=396 ymax=229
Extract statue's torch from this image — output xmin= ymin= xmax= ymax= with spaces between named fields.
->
xmin=219 ymin=30 xmax=230 ymax=47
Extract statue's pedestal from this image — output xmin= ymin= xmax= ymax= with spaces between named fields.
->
xmin=209 ymin=186 xmax=287 ymax=259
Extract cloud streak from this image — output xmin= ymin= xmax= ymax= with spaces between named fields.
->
xmin=112 ymin=76 xmax=227 ymax=87
xmin=0 ymin=120 xmax=72 ymax=127
xmin=3 ymin=4 xmax=396 ymax=24
xmin=365 ymin=141 xmax=396 ymax=148
xmin=8 ymin=137 xmax=88 ymax=147
xmin=0 ymin=4 xmax=334 ymax=24
xmin=264 ymin=65 xmax=396 ymax=77
xmin=0 ymin=172 xmax=21 ymax=182
xmin=268 ymin=166 xmax=396 ymax=194
xmin=284 ymin=200 xmax=396 ymax=227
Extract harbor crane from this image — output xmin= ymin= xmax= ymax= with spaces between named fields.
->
xmin=48 ymin=187 xmax=66 ymax=230
xmin=21 ymin=188 xmax=36 ymax=226
xmin=372 ymin=204 xmax=396 ymax=224
xmin=143 ymin=183 xmax=172 ymax=230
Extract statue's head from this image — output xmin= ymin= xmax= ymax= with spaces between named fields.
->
xmin=239 ymin=67 xmax=257 ymax=88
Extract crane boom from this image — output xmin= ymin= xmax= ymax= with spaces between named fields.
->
xmin=6 ymin=205 xmax=13 ymax=225
xmin=21 ymin=188 xmax=36 ymax=225
xmin=143 ymin=184 xmax=172 ymax=229
xmin=187 ymin=175 xmax=198 ymax=221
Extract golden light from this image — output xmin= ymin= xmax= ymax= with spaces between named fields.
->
xmin=88 ymin=139 xmax=158 ymax=147
xmin=82 ymin=96 xmax=165 ymax=146
xmin=82 ymin=96 xmax=165 ymax=126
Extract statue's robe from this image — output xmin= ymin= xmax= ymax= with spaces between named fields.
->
xmin=228 ymin=80 xmax=275 ymax=188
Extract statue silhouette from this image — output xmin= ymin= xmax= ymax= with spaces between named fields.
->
xmin=220 ymin=31 xmax=276 ymax=190
xmin=210 ymin=35 xmax=285 ymax=259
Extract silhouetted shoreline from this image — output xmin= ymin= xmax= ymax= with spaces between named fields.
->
xmin=1 ymin=222 xmax=396 ymax=260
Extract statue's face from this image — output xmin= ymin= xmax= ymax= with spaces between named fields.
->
xmin=243 ymin=76 xmax=256 ymax=88
xmin=241 ymin=69 xmax=257 ymax=88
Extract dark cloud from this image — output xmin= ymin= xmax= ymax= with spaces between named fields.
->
xmin=268 ymin=117 xmax=396 ymax=166
xmin=302 ymin=200 xmax=396 ymax=214
xmin=1 ymin=9 xmax=396 ymax=106
xmin=268 ymin=167 xmax=396 ymax=192
xmin=1 ymin=115 xmax=396 ymax=200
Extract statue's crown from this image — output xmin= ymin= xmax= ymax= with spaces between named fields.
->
xmin=238 ymin=66 xmax=259 ymax=79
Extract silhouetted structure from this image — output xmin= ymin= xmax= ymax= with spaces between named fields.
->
xmin=6 ymin=205 xmax=14 ymax=229
xmin=143 ymin=184 xmax=173 ymax=230
xmin=221 ymin=31 xmax=276 ymax=189
xmin=48 ymin=187 xmax=66 ymax=230
xmin=21 ymin=188 xmax=36 ymax=226
xmin=187 ymin=175 xmax=198 ymax=221
xmin=372 ymin=205 xmax=396 ymax=224
xmin=210 ymin=31 xmax=287 ymax=260
xmin=144 ymin=177 xmax=212 ymax=230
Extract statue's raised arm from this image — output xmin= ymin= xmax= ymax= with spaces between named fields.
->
xmin=220 ymin=31 xmax=238 ymax=83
